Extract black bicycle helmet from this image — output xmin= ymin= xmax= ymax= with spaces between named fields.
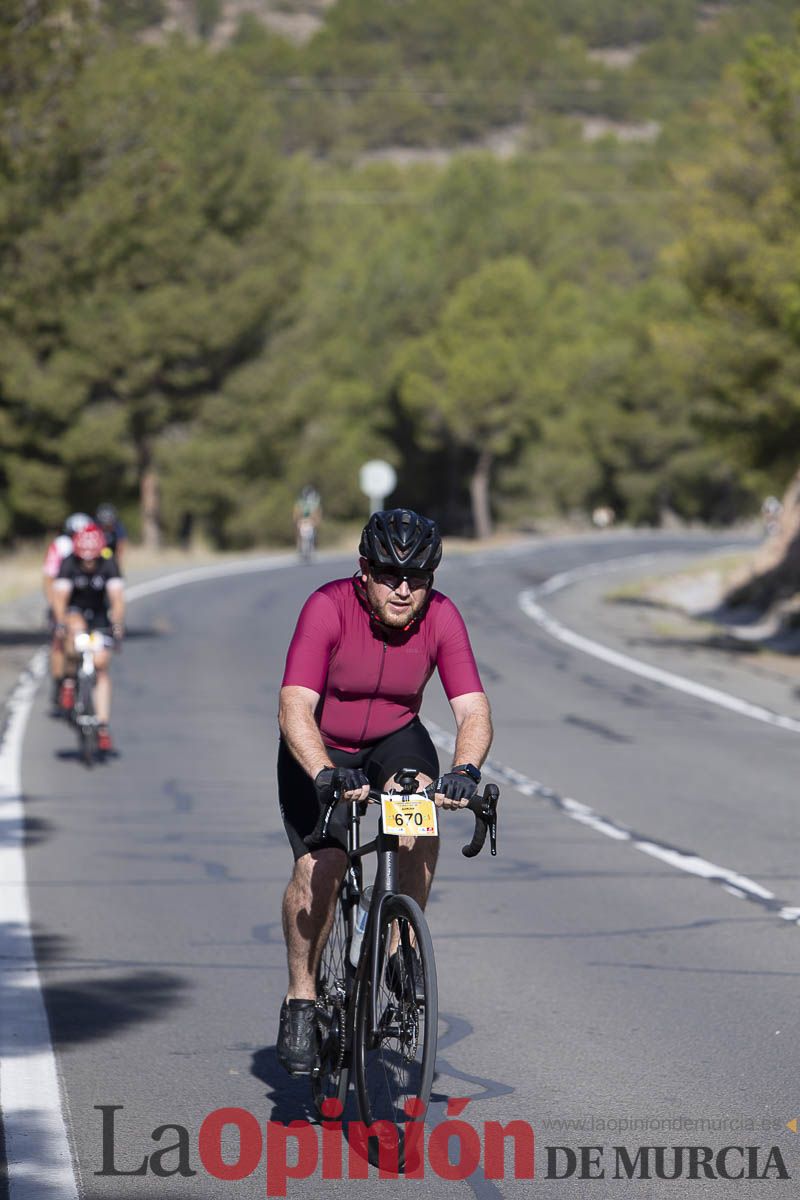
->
xmin=96 ymin=502 xmax=117 ymax=526
xmin=359 ymin=509 xmax=442 ymax=572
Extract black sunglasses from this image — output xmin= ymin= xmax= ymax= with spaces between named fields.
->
xmin=371 ymin=566 xmax=433 ymax=590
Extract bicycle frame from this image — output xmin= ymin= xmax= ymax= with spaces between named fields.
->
xmin=349 ymin=812 xmax=403 ymax=1031
xmin=70 ymin=630 xmax=109 ymax=764
xmin=327 ymin=776 xmax=497 ymax=1036
xmin=73 ymin=631 xmax=103 ymax=724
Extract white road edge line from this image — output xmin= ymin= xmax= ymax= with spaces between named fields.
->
xmin=0 ymin=552 xmax=318 ymax=1200
xmin=0 ymin=648 xmax=81 ymax=1200
xmin=519 ymin=553 xmax=800 ymax=734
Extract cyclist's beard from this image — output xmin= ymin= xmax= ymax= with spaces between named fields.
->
xmin=355 ymin=574 xmax=431 ymax=630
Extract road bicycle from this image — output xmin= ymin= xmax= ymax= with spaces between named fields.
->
xmin=296 ymin=517 xmax=317 ymax=563
xmin=70 ymin=630 xmax=109 ymax=767
xmin=305 ymin=766 xmax=499 ymax=1169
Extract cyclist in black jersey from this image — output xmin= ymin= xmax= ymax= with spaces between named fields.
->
xmin=96 ymin=502 xmax=128 ymax=568
xmin=52 ymin=523 xmax=125 ymax=753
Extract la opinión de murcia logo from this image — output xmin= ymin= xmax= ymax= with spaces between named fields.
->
xmin=96 ymin=1103 xmax=792 ymax=1192
xmin=96 ymin=1100 xmax=535 ymax=1194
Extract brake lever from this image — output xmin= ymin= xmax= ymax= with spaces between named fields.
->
xmin=303 ymin=769 xmax=348 ymax=850
xmin=461 ymin=783 xmax=499 ymax=858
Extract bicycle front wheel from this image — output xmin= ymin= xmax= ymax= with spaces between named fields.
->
xmin=312 ymin=892 xmax=351 ymax=1116
xmin=353 ymin=894 xmax=437 ymax=1166
xmin=76 ymin=674 xmax=96 ymax=768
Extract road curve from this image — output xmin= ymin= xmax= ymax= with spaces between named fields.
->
xmin=6 ymin=533 xmax=800 ymax=1199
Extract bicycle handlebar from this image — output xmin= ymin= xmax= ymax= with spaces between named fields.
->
xmin=303 ymin=768 xmax=498 ymax=858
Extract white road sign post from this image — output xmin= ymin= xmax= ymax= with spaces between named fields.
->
xmin=359 ymin=459 xmax=398 ymax=514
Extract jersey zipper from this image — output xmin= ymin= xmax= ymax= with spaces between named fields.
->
xmin=357 ymin=636 xmax=388 ymax=745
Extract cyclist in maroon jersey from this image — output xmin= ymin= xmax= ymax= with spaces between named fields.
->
xmin=276 ymin=508 xmax=493 ymax=1074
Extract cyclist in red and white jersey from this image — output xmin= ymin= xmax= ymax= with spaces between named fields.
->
xmin=43 ymin=513 xmax=91 ymax=712
xmin=276 ymin=508 xmax=493 ymax=1073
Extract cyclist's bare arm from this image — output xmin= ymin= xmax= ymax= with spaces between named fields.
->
xmin=51 ymin=579 xmax=71 ymax=626
xmin=447 ymin=691 xmax=493 ymax=800
xmin=43 ymin=572 xmax=56 ymax=608
xmin=107 ymin=579 xmax=125 ymax=633
xmin=279 ymin=685 xmax=369 ymax=801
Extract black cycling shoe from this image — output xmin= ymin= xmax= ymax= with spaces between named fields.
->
xmin=386 ymin=947 xmax=424 ymax=1002
xmin=276 ymin=998 xmax=317 ymax=1075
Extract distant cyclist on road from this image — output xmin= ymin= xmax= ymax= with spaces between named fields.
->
xmin=292 ymin=485 xmax=321 ymax=562
xmin=276 ymin=508 xmax=492 ymax=1074
xmin=42 ymin=512 xmax=91 ymax=713
xmin=52 ymin=523 xmax=125 ymax=754
xmin=96 ymin=503 xmax=128 ymax=568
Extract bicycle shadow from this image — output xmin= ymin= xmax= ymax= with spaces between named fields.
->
xmin=249 ymin=1011 xmax=515 ymax=1191
xmin=250 ymin=1046 xmax=340 ymax=1124
xmin=250 ymin=1045 xmax=402 ymax=1177
xmin=53 ymin=747 xmax=121 ymax=763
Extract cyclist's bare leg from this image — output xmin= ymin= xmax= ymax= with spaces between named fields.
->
xmin=283 ymin=847 xmax=347 ymax=1001
xmin=50 ymin=634 xmax=65 ymax=689
xmin=63 ymin=612 xmax=87 ymax=676
xmin=92 ymin=647 xmax=112 ymax=724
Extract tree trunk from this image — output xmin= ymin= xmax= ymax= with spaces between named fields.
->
xmin=469 ymin=449 xmax=493 ymax=541
xmin=140 ymin=463 xmax=161 ymax=550
xmin=725 ymin=466 xmax=800 ymax=609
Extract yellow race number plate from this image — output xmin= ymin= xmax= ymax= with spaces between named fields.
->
xmin=380 ymin=796 xmax=439 ymax=837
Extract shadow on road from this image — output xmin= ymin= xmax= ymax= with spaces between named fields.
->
xmin=0 ymin=628 xmax=47 ymax=647
xmin=45 ymin=971 xmax=188 ymax=1048
xmin=0 ymin=626 xmax=166 ymax=643
xmin=1 ymin=1107 xmax=76 ymax=1200
xmin=0 ymin=812 xmax=53 ymax=849
xmin=53 ymin=747 xmax=122 ymax=764
xmin=250 ymin=1046 xmax=330 ymax=1124
xmin=1 ymin=921 xmax=188 ymax=1053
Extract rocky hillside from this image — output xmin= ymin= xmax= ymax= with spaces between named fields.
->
xmin=140 ymin=0 xmax=334 ymax=46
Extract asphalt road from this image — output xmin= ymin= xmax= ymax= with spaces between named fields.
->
xmin=10 ymin=534 xmax=800 ymax=1199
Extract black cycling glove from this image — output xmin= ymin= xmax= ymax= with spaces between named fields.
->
xmin=314 ymin=766 xmax=370 ymax=797
xmin=436 ymin=770 xmax=479 ymax=803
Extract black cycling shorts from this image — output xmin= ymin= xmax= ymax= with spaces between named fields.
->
xmin=67 ymin=606 xmax=112 ymax=635
xmin=278 ymin=717 xmax=440 ymax=861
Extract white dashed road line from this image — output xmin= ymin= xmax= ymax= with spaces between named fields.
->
xmin=428 ymin=723 xmax=800 ymax=927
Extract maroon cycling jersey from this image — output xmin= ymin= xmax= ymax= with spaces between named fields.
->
xmin=281 ymin=577 xmax=484 ymax=752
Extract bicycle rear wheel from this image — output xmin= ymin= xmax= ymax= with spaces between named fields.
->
xmin=311 ymin=891 xmax=352 ymax=1116
xmin=353 ymin=894 xmax=437 ymax=1169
